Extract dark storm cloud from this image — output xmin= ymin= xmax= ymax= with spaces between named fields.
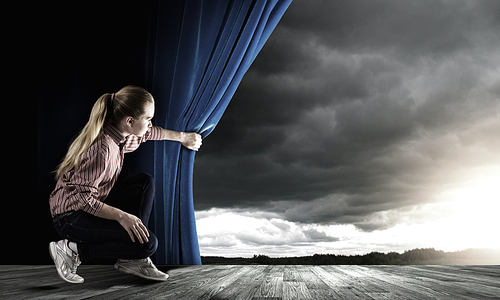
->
xmin=279 ymin=0 xmax=497 ymax=59
xmin=194 ymin=0 xmax=500 ymax=231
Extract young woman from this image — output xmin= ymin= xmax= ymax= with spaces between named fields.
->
xmin=49 ymin=85 xmax=202 ymax=284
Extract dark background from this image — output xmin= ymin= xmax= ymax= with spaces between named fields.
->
xmin=10 ymin=1 xmax=161 ymax=264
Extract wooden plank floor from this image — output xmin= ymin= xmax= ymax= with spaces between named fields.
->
xmin=1 ymin=265 xmax=499 ymax=299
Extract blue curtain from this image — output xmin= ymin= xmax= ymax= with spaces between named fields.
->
xmin=140 ymin=0 xmax=292 ymax=265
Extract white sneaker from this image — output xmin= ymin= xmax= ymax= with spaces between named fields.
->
xmin=49 ymin=239 xmax=84 ymax=284
xmin=114 ymin=257 xmax=169 ymax=281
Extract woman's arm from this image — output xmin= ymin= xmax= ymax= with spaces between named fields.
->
xmin=97 ymin=203 xmax=149 ymax=244
xmin=162 ymin=129 xmax=202 ymax=151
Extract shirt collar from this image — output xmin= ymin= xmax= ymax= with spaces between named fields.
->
xmin=103 ymin=123 xmax=126 ymax=145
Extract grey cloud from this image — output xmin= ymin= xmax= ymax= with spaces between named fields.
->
xmin=280 ymin=0 xmax=496 ymax=60
xmin=195 ymin=209 xmax=341 ymax=252
xmin=303 ymin=228 xmax=340 ymax=243
xmin=194 ymin=0 xmax=500 ymax=231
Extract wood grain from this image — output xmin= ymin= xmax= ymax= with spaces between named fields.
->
xmin=1 ymin=265 xmax=499 ymax=299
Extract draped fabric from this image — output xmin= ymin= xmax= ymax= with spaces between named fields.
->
xmin=138 ymin=0 xmax=292 ymax=265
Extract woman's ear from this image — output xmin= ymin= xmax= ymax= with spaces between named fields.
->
xmin=126 ymin=116 xmax=134 ymax=126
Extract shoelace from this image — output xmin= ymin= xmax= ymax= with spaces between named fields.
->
xmin=71 ymin=252 xmax=81 ymax=274
xmin=143 ymin=258 xmax=158 ymax=270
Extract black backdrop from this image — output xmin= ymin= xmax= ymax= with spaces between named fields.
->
xmin=11 ymin=1 xmax=160 ymax=264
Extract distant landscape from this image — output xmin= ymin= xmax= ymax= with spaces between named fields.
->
xmin=202 ymin=248 xmax=500 ymax=265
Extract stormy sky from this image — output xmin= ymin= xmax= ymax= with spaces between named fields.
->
xmin=193 ymin=0 xmax=500 ymax=257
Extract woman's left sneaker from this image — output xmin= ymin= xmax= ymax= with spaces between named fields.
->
xmin=49 ymin=239 xmax=84 ymax=284
xmin=114 ymin=257 xmax=169 ymax=281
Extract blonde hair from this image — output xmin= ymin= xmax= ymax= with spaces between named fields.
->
xmin=55 ymin=85 xmax=154 ymax=180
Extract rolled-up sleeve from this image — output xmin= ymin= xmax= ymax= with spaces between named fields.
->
xmin=65 ymin=149 xmax=107 ymax=216
xmin=123 ymin=126 xmax=163 ymax=153
xmin=145 ymin=126 xmax=164 ymax=141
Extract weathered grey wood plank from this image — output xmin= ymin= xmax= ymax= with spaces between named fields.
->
xmin=369 ymin=265 xmax=500 ymax=300
xmin=0 ymin=267 xmax=132 ymax=300
xmin=213 ymin=265 xmax=269 ymax=300
xmin=362 ymin=266 xmax=461 ymax=300
xmin=310 ymin=266 xmax=376 ymax=299
xmin=157 ymin=265 xmax=250 ymax=300
xmin=283 ymin=281 xmax=312 ymax=300
xmin=403 ymin=266 xmax=500 ymax=299
xmin=300 ymin=265 xmax=331 ymax=290
xmin=1 ymin=265 xmax=499 ymax=300
xmin=283 ymin=265 xmax=303 ymax=282
xmin=252 ymin=265 xmax=284 ymax=299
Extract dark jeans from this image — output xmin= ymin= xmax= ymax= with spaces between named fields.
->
xmin=54 ymin=172 xmax=158 ymax=262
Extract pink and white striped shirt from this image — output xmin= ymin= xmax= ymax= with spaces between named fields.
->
xmin=49 ymin=123 xmax=163 ymax=217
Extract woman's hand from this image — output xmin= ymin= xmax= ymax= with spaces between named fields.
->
xmin=179 ymin=132 xmax=202 ymax=151
xmin=97 ymin=203 xmax=149 ymax=244
xmin=162 ymin=129 xmax=202 ymax=151
xmin=118 ymin=212 xmax=149 ymax=244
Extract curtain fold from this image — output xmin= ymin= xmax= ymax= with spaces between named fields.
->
xmin=142 ymin=0 xmax=292 ymax=265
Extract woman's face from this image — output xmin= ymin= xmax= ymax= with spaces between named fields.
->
xmin=129 ymin=102 xmax=155 ymax=137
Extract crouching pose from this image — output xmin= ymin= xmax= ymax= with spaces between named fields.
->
xmin=49 ymin=85 xmax=202 ymax=283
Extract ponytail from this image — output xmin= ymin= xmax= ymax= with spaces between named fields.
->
xmin=55 ymin=85 xmax=153 ymax=180
xmin=55 ymin=93 xmax=112 ymax=180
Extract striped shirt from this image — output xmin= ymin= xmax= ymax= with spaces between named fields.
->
xmin=49 ymin=123 xmax=163 ymax=217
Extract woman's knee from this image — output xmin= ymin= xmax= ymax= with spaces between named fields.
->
xmin=134 ymin=172 xmax=155 ymax=196
xmin=141 ymin=231 xmax=158 ymax=258
xmin=134 ymin=172 xmax=154 ymax=186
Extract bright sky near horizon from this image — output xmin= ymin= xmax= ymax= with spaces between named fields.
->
xmin=193 ymin=0 xmax=500 ymax=257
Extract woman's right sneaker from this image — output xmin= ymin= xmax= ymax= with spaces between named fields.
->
xmin=49 ymin=239 xmax=84 ymax=284
xmin=115 ymin=257 xmax=169 ymax=281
